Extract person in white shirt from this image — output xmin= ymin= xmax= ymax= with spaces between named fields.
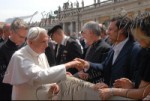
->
xmin=3 ymin=27 xmax=82 ymax=100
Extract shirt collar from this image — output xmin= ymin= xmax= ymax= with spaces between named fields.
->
xmin=113 ymin=38 xmax=128 ymax=52
xmin=6 ymin=38 xmax=18 ymax=48
xmin=61 ymin=35 xmax=69 ymax=46
xmin=26 ymin=45 xmax=40 ymax=57
xmin=91 ymin=39 xmax=102 ymax=47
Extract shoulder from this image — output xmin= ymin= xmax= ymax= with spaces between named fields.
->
xmin=67 ymin=37 xmax=76 ymax=42
xmin=97 ymin=40 xmax=111 ymax=50
xmin=101 ymin=40 xmax=111 ymax=48
xmin=12 ymin=46 xmax=26 ymax=57
xmin=132 ymin=41 xmax=142 ymax=52
xmin=0 ymin=41 xmax=7 ymax=53
xmin=0 ymin=41 xmax=6 ymax=48
xmin=133 ymin=41 xmax=141 ymax=47
xmin=67 ymin=37 xmax=79 ymax=45
xmin=0 ymin=42 xmax=4 ymax=47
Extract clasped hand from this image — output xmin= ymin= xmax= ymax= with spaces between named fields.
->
xmin=73 ymin=58 xmax=90 ymax=71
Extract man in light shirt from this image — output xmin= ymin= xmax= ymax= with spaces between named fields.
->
xmin=3 ymin=27 xmax=82 ymax=100
xmin=75 ymin=16 xmax=141 ymax=88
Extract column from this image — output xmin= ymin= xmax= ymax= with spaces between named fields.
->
xmin=63 ymin=23 xmax=66 ymax=32
xmin=81 ymin=21 xmax=84 ymax=29
xmin=76 ymin=21 xmax=79 ymax=33
xmin=95 ymin=17 xmax=99 ymax=23
xmin=70 ymin=22 xmax=73 ymax=35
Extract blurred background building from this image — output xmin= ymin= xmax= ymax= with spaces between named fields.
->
xmin=39 ymin=0 xmax=150 ymax=36
xmin=2 ymin=0 xmax=150 ymax=36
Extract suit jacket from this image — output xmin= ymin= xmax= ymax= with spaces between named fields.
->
xmin=45 ymin=42 xmax=56 ymax=66
xmin=55 ymin=37 xmax=83 ymax=74
xmin=84 ymin=39 xmax=111 ymax=83
xmin=0 ymin=38 xmax=4 ymax=43
xmin=89 ymin=38 xmax=141 ymax=86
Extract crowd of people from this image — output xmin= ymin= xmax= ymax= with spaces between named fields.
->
xmin=0 ymin=11 xmax=150 ymax=100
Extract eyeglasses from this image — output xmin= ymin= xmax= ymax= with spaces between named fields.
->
xmin=13 ymin=28 xmax=28 ymax=39
xmin=16 ymin=33 xmax=26 ymax=39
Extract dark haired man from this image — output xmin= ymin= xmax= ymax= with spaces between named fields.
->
xmin=97 ymin=11 xmax=150 ymax=101
xmin=76 ymin=16 xmax=141 ymax=88
xmin=48 ymin=25 xmax=83 ymax=74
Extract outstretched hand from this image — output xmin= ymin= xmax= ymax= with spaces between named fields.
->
xmin=74 ymin=58 xmax=90 ymax=71
xmin=65 ymin=60 xmax=84 ymax=70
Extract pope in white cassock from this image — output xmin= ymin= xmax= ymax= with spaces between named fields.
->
xmin=3 ymin=27 xmax=81 ymax=100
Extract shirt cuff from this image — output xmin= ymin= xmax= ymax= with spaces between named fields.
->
xmin=83 ymin=62 xmax=90 ymax=72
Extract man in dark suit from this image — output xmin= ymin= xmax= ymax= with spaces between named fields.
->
xmin=48 ymin=25 xmax=83 ymax=74
xmin=76 ymin=16 xmax=141 ymax=87
xmin=76 ymin=21 xmax=111 ymax=83
xmin=0 ymin=18 xmax=28 ymax=100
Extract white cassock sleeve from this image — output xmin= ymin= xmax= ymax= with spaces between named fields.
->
xmin=3 ymin=53 xmax=66 ymax=86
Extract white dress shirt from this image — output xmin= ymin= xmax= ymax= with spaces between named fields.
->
xmin=112 ymin=38 xmax=128 ymax=64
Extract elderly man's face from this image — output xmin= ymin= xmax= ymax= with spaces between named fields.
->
xmin=81 ymin=29 xmax=93 ymax=46
xmin=30 ymin=32 xmax=49 ymax=54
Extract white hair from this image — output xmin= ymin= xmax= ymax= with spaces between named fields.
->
xmin=27 ymin=27 xmax=47 ymax=41
xmin=82 ymin=21 xmax=101 ymax=36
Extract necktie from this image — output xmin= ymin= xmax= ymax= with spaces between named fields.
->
xmin=56 ymin=45 xmax=60 ymax=58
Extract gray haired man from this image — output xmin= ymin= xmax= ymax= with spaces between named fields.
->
xmin=0 ymin=18 xmax=29 ymax=100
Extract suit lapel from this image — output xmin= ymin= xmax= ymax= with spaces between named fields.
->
xmin=109 ymin=50 xmax=114 ymax=64
xmin=56 ymin=44 xmax=65 ymax=64
xmin=105 ymin=49 xmax=114 ymax=66
xmin=113 ymin=39 xmax=133 ymax=65
xmin=55 ymin=44 xmax=58 ymax=57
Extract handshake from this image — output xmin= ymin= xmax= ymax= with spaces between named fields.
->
xmin=64 ymin=58 xmax=90 ymax=71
